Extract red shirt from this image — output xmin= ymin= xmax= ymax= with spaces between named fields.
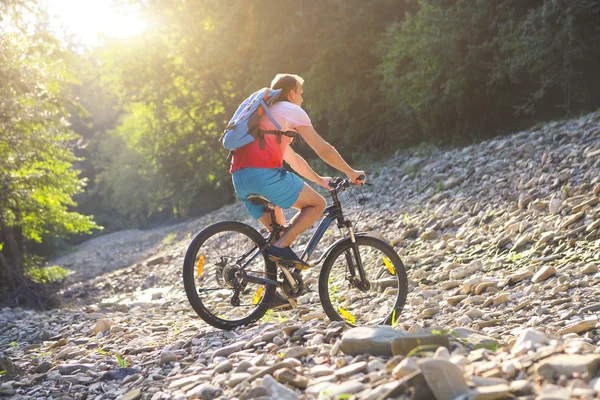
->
xmin=230 ymin=102 xmax=312 ymax=173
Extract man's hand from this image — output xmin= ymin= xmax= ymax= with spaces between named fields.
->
xmin=347 ymin=170 xmax=366 ymax=186
xmin=319 ymin=176 xmax=334 ymax=190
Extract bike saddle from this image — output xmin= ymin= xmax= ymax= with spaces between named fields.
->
xmin=246 ymin=194 xmax=275 ymax=209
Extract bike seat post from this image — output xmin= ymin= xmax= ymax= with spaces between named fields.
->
xmin=268 ymin=207 xmax=283 ymax=242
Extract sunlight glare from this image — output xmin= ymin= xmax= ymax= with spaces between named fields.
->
xmin=41 ymin=0 xmax=146 ymax=44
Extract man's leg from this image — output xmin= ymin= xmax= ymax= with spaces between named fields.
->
xmin=274 ymin=184 xmax=326 ymax=248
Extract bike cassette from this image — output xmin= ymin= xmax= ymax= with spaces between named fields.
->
xmin=216 ymin=261 xmax=246 ymax=291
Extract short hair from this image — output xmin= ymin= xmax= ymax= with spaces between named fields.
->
xmin=270 ymin=74 xmax=304 ymax=102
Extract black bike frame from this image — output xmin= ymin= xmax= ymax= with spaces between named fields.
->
xmin=239 ymin=183 xmax=366 ymax=289
xmin=301 ymin=205 xmax=340 ymax=262
xmin=238 ymin=205 xmax=338 ymax=287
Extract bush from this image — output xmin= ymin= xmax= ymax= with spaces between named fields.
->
xmin=26 ymin=265 xmax=70 ymax=284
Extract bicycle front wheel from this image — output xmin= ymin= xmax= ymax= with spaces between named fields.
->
xmin=183 ymin=221 xmax=277 ymax=330
xmin=319 ymin=236 xmax=408 ymax=326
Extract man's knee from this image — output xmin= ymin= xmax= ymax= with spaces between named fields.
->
xmin=314 ymin=194 xmax=326 ymax=214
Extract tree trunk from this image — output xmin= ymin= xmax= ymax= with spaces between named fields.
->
xmin=0 ymin=223 xmax=24 ymax=279
xmin=0 ymin=250 xmax=10 ymax=285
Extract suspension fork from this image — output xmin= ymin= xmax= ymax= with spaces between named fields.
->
xmin=343 ymin=222 xmax=369 ymax=291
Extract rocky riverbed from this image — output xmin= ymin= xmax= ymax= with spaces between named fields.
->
xmin=1 ymin=112 xmax=600 ymax=399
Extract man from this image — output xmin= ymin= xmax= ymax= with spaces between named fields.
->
xmin=230 ymin=73 xmax=365 ymax=268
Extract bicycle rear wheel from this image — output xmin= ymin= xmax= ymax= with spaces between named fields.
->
xmin=319 ymin=236 xmax=407 ymax=326
xmin=183 ymin=221 xmax=277 ymax=330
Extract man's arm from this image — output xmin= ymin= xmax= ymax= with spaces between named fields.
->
xmin=295 ymin=125 xmax=364 ymax=183
xmin=283 ymin=146 xmax=330 ymax=189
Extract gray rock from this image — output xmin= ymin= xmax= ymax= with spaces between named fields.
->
xmin=511 ymin=329 xmax=547 ymax=354
xmin=227 ymin=372 xmax=251 ymax=387
xmin=318 ymin=380 xmax=366 ymax=398
xmin=420 ymin=359 xmax=469 ymax=400
xmin=100 ymin=367 xmax=139 ymax=381
xmin=391 ymin=334 xmax=450 ymax=356
xmin=281 ymin=346 xmax=309 ymax=359
xmin=262 ymin=374 xmax=298 ymax=400
xmin=535 ymin=354 xmax=600 ymax=379
xmin=0 ymin=383 xmax=15 ymax=397
xmin=557 ymin=319 xmax=597 ymax=335
xmin=273 ymin=368 xmax=309 ymax=389
xmin=168 ymin=374 xmax=211 ymax=389
xmin=536 ymin=384 xmax=571 ymax=400
xmin=213 ymin=341 xmax=245 ymax=358
xmin=240 ymin=387 xmax=270 ymax=400
xmin=467 ymin=384 xmax=512 ymax=400
xmin=235 ymin=360 xmax=252 ymax=373
xmin=334 ymin=361 xmax=367 ymax=378
xmin=392 ymin=357 xmax=419 ymax=378
xmin=451 ymin=328 xmax=502 ymax=349
xmin=531 ymin=265 xmax=557 ymax=283
xmin=159 ymin=349 xmax=177 ymax=365
xmin=340 ymin=326 xmax=408 ymax=357
xmin=376 ymin=370 xmax=434 ymax=400
xmin=147 ymin=255 xmax=165 ymax=266
xmin=120 ymin=387 xmax=142 ymax=400
xmin=35 ymin=361 xmax=53 ymax=373
xmin=199 ymin=385 xmax=223 ymax=400
xmin=0 ymin=356 xmax=16 ymax=376
xmin=58 ymin=363 xmax=94 ymax=375
xmin=214 ymin=360 xmax=233 ymax=373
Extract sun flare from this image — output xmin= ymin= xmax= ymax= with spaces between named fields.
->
xmin=41 ymin=0 xmax=146 ymax=44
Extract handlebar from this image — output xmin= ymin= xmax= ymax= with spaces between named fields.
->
xmin=328 ymin=174 xmax=366 ymax=193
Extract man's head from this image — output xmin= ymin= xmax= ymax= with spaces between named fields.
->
xmin=270 ymin=73 xmax=304 ymax=107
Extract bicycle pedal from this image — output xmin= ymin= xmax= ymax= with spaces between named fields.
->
xmin=277 ymin=259 xmax=310 ymax=271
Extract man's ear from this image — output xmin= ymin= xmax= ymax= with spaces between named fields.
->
xmin=288 ymin=88 xmax=297 ymax=102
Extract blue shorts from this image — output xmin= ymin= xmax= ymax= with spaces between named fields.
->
xmin=232 ymin=167 xmax=305 ymax=219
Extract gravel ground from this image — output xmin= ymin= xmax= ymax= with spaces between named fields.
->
xmin=1 ymin=112 xmax=600 ymax=399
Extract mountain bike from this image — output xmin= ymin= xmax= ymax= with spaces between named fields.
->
xmin=182 ymin=176 xmax=408 ymax=330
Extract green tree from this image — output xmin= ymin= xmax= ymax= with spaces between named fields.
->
xmin=298 ymin=0 xmax=416 ymax=151
xmin=76 ymin=0 xmax=600 ymax=228
xmin=380 ymin=0 xmax=511 ymax=144
xmin=88 ymin=1 xmax=415 ymax=223
xmin=0 ymin=2 xmax=98 ymax=306
xmin=379 ymin=0 xmax=600 ymax=144
xmin=494 ymin=0 xmax=600 ymax=116
xmin=92 ymin=1 xmax=249 ymax=223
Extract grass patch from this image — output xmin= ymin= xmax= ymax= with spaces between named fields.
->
xmin=115 ymin=353 xmax=129 ymax=368
xmin=263 ymin=309 xmax=287 ymax=323
xmin=162 ymin=233 xmax=177 ymax=245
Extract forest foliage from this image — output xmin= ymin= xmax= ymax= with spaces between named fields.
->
xmin=79 ymin=0 xmax=600 ymax=230
xmin=1 ymin=0 xmax=600 ymax=304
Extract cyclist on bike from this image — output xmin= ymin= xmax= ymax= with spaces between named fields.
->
xmin=230 ymin=73 xmax=365 ymax=269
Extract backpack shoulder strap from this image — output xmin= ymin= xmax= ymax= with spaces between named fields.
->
xmin=260 ymin=99 xmax=281 ymax=131
xmin=258 ymin=130 xmax=297 ymax=147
